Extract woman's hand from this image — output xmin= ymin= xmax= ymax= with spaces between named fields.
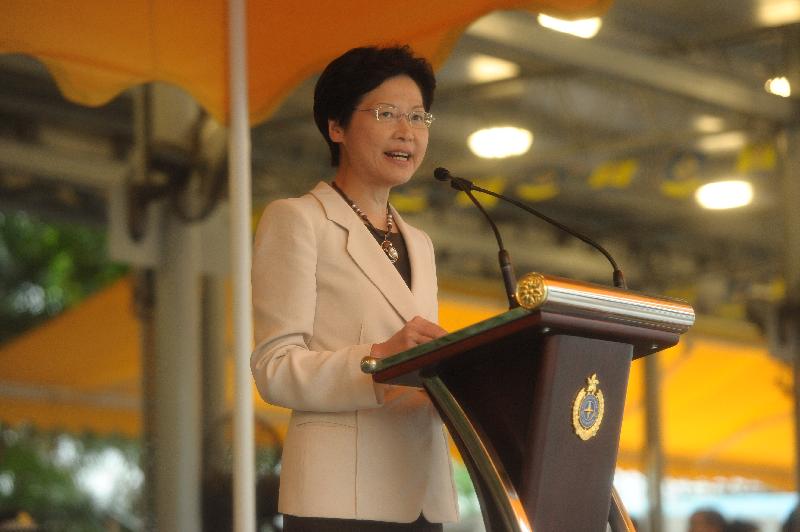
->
xmin=370 ymin=316 xmax=448 ymax=358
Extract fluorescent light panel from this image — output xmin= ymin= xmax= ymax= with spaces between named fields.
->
xmin=695 ymin=180 xmax=754 ymax=210
xmin=693 ymin=114 xmax=726 ymax=134
xmin=468 ymin=127 xmax=533 ymax=159
xmin=756 ymin=0 xmax=800 ymax=26
xmin=467 ymin=54 xmax=520 ymax=83
xmin=537 ymin=13 xmax=602 ymax=39
xmin=765 ymin=76 xmax=792 ymax=97
xmin=696 ymin=131 xmax=748 ymax=153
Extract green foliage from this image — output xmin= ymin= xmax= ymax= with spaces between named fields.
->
xmin=0 ymin=210 xmax=128 ymax=345
xmin=0 ymin=424 xmax=144 ymax=530
xmin=0 ymin=425 xmax=104 ymax=531
xmin=452 ymin=460 xmax=482 ymax=517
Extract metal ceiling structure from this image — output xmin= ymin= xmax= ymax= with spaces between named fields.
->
xmin=1 ymin=0 xmax=799 ymax=327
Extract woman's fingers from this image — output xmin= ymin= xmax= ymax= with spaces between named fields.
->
xmin=407 ymin=316 xmax=448 ymax=340
xmin=371 ymin=317 xmax=449 ymax=358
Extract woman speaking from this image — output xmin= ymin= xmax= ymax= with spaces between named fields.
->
xmin=250 ymin=46 xmax=459 ymax=531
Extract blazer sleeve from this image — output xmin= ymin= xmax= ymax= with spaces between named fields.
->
xmin=250 ymin=198 xmax=384 ymax=412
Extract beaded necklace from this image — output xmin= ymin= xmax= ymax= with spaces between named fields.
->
xmin=331 ymin=182 xmax=399 ymax=264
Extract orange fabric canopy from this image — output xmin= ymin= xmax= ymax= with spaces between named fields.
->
xmin=0 ymin=278 xmax=794 ymax=490
xmin=1 ymin=0 xmax=610 ymax=124
xmin=619 ymin=338 xmax=794 ymax=489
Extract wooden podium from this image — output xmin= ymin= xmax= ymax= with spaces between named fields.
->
xmin=361 ymin=273 xmax=695 ymax=532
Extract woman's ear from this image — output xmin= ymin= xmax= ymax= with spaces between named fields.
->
xmin=329 ymin=119 xmax=344 ymax=142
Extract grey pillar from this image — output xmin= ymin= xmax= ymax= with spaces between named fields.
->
xmin=125 ymin=82 xmax=208 ymax=531
xmin=202 ymin=274 xmax=228 ymax=475
xmin=134 ymin=270 xmax=157 ymax=532
xmin=153 ymin=215 xmax=203 ymax=531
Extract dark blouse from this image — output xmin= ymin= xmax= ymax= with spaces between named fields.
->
xmin=365 ymin=224 xmax=412 ymax=289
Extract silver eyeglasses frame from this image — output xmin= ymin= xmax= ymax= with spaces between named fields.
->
xmin=357 ymin=104 xmax=435 ymax=129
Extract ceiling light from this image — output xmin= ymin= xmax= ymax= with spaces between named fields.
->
xmin=468 ymin=127 xmax=533 ymax=159
xmin=765 ymin=76 xmax=792 ymax=97
xmin=537 ymin=14 xmax=602 ymax=39
xmin=696 ymin=131 xmax=748 ymax=153
xmin=692 ymin=114 xmax=725 ymax=134
xmin=756 ymin=0 xmax=800 ymax=26
xmin=695 ymin=180 xmax=753 ymax=210
xmin=467 ymin=54 xmax=520 ymax=83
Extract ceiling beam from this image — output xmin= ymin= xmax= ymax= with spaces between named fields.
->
xmin=466 ymin=12 xmax=798 ymax=123
xmin=0 ymin=138 xmax=129 ymax=188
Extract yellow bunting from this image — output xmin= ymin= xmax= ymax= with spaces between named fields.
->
xmin=663 ymin=286 xmax=697 ymax=304
xmin=455 ymin=176 xmax=507 ymax=208
xmin=764 ymin=277 xmax=786 ymax=301
xmin=516 ymin=170 xmax=560 ymax=201
xmin=716 ymin=302 xmax=747 ymax=320
xmin=587 ymin=159 xmax=638 ymax=189
xmin=661 ymin=152 xmax=702 ymax=199
xmin=736 ymin=143 xmax=776 ymax=174
xmin=391 ymin=189 xmax=429 ymax=213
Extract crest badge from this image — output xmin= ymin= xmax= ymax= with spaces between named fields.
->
xmin=572 ymin=373 xmax=605 ymax=441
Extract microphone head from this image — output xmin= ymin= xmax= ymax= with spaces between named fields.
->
xmin=433 ymin=167 xmax=451 ymax=181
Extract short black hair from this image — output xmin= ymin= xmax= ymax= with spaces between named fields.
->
xmin=313 ymin=45 xmax=436 ymax=166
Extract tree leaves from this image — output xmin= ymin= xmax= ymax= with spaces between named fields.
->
xmin=0 ymin=210 xmax=127 ymax=345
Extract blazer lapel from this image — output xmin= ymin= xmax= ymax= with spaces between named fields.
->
xmin=310 ymin=182 xmax=419 ymax=323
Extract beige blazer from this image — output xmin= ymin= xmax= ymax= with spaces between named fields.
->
xmin=251 ymin=181 xmax=459 ymax=523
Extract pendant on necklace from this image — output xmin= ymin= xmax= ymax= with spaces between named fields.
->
xmin=382 ymin=240 xmax=399 ymax=263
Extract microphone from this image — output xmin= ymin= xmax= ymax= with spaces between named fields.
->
xmin=434 ymin=167 xmax=627 ymax=289
xmin=435 ymin=168 xmax=518 ymax=309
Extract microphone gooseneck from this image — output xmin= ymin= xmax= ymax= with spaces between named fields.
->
xmin=433 ymin=167 xmax=627 ymax=290
xmin=446 ymin=171 xmax=519 ymax=309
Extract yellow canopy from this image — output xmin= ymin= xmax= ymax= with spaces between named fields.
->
xmin=0 ymin=277 xmax=793 ymax=490
xmin=1 ymin=0 xmax=610 ymax=125
xmin=620 ymin=338 xmax=793 ymax=490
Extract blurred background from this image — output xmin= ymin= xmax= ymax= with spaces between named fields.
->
xmin=1 ymin=0 xmax=799 ymax=530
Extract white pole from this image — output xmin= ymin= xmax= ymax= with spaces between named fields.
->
xmin=227 ymin=0 xmax=256 ymax=530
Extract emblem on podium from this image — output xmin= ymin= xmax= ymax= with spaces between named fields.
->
xmin=515 ymin=272 xmax=547 ymax=309
xmin=572 ymin=373 xmax=605 ymax=440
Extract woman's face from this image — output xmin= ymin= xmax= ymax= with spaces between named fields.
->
xmin=329 ymin=75 xmax=429 ymax=189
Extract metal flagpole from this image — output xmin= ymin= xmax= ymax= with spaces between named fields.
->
xmin=777 ymin=26 xmax=800 ymax=504
xmin=644 ymin=354 xmax=664 ymax=532
xmin=228 ymin=0 xmax=256 ymax=530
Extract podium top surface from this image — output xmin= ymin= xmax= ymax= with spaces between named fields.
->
xmin=363 ymin=274 xmax=695 ymax=385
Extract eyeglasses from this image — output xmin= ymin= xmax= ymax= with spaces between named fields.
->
xmin=358 ymin=104 xmax=435 ymax=129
